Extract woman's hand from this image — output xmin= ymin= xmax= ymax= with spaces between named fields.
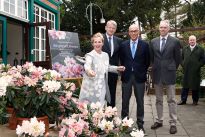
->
xmin=117 ymin=66 xmax=125 ymax=72
xmin=87 ymin=69 xmax=96 ymax=77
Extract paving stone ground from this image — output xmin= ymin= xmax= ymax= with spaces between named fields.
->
xmin=1 ymin=80 xmax=205 ymax=137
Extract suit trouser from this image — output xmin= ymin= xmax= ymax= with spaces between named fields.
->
xmin=121 ymin=74 xmax=145 ymax=128
xmin=107 ymin=73 xmax=118 ymax=107
xmin=154 ymin=84 xmax=177 ymax=126
xmin=181 ymin=88 xmax=199 ymax=103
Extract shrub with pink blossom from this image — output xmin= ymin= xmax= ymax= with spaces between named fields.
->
xmin=1 ymin=62 xmax=78 ymax=123
xmin=59 ymin=102 xmax=144 ymax=137
xmin=52 ymin=56 xmax=84 ymax=78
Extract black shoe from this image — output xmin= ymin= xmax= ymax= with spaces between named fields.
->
xmin=193 ymin=102 xmax=198 ymax=105
xmin=151 ymin=122 xmax=163 ymax=129
xmin=177 ymin=100 xmax=186 ymax=105
xmin=170 ymin=126 xmax=177 ymax=134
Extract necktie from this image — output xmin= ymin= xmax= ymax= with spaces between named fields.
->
xmin=161 ymin=38 xmax=166 ymax=52
xmin=108 ymin=37 xmax=113 ymax=56
xmin=131 ymin=42 xmax=136 ymax=58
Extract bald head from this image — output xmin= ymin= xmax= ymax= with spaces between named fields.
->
xmin=189 ymin=35 xmax=197 ymax=46
xmin=128 ymin=24 xmax=139 ymax=41
xmin=159 ymin=20 xmax=170 ymax=37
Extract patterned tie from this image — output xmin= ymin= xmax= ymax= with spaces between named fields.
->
xmin=161 ymin=37 xmax=166 ymax=52
xmin=131 ymin=42 xmax=136 ymax=58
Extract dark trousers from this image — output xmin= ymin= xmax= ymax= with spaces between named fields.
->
xmin=121 ymin=74 xmax=145 ymax=128
xmin=181 ymin=88 xmax=199 ymax=103
xmin=107 ymin=73 xmax=118 ymax=107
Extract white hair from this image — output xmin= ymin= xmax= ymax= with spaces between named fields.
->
xmin=106 ymin=20 xmax=117 ymax=28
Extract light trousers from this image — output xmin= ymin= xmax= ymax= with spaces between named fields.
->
xmin=154 ymin=84 xmax=177 ymax=125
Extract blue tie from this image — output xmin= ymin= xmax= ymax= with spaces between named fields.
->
xmin=131 ymin=42 xmax=136 ymax=58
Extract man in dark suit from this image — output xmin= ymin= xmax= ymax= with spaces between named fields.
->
xmin=178 ymin=35 xmax=204 ymax=106
xmin=119 ymin=24 xmax=150 ymax=133
xmin=102 ymin=20 xmax=122 ymax=107
xmin=150 ymin=20 xmax=181 ymax=134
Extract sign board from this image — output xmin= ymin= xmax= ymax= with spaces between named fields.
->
xmin=48 ymin=30 xmax=84 ymax=78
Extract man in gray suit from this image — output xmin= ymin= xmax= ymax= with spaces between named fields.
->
xmin=150 ymin=20 xmax=181 ymax=134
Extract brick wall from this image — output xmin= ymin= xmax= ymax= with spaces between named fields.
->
xmin=40 ymin=0 xmax=57 ymax=10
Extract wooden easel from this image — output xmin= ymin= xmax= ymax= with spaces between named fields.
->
xmin=63 ymin=77 xmax=83 ymax=88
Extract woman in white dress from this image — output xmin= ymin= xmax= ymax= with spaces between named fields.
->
xmin=79 ymin=33 xmax=125 ymax=106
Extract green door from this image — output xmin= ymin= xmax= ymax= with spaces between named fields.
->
xmin=0 ymin=21 xmax=2 ymax=63
xmin=0 ymin=16 xmax=7 ymax=64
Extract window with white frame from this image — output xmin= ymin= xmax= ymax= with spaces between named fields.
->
xmin=33 ymin=4 xmax=55 ymax=61
xmin=1 ymin=0 xmax=28 ymax=20
xmin=17 ymin=0 xmax=28 ymax=19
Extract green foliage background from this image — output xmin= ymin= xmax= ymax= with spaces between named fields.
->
xmin=60 ymin=0 xmax=205 ymax=87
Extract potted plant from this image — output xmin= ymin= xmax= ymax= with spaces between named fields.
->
xmin=1 ymin=62 xmax=78 ymax=132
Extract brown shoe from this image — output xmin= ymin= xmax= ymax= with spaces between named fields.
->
xmin=170 ymin=126 xmax=177 ymax=134
xmin=151 ymin=122 xmax=163 ymax=129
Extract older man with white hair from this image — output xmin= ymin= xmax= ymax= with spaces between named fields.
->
xmin=102 ymin=20 xmax=123 ymax=107
xmin=178 ymin=35 xmax=205 ymax=106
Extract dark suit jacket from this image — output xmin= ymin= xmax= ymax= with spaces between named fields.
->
xmin=120 ymin=39 xmax=150 ymax=83
xmin=102 ymin=34 xmax=122 ymax=68
xmin=150 ymin=35 xmax=181 ymax=85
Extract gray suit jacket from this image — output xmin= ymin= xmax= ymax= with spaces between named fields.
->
xmin=150 ymin=35 xmax=181 ymax=85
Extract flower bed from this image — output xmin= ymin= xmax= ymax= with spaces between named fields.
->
xmin=0 ymin=63 xmax=144 ymax=137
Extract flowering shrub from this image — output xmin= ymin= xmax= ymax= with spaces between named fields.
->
xmin=59 ymin=102 xmax=144 ymax=137
xmin=0 ymin=62 xmax=77 ymax=122
xmin=0 ymin=63 xmax=144 ymax=137
xmin=16 ymin=117 xmax=45 ymax=137
xmin=52 ymin=57 xmax=84 ymax=78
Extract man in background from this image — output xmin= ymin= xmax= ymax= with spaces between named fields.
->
xmin=102 ymin=20 xmax=122 ymax=107
xmin=178 ymin=35 xmax=204 ymax=106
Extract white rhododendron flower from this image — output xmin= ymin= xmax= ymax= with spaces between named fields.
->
xmin=90 ymin=102 xmax=102 ymax=110
xmin=42 ymin=80 xmax=61 ymax=93
xmin=0 ymin=76 xmax=10 ymax=96
xmin=30 ymin=117 xmax=45 ymax=137
xmin=130 ymin=128 xmax=144 ymax=137
xmin=16 ymin=117 xmax=45 ymax=137
xmin=98 ymin=118 xmax=114 ymax=131
xmin=122 ymin=117 xmax=134 ymax=127
xmin=48 ymin=69 xmax=61 ymax=79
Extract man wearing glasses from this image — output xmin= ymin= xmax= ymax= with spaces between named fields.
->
xmin=119 ymin=24 xmax=150 ymax=134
